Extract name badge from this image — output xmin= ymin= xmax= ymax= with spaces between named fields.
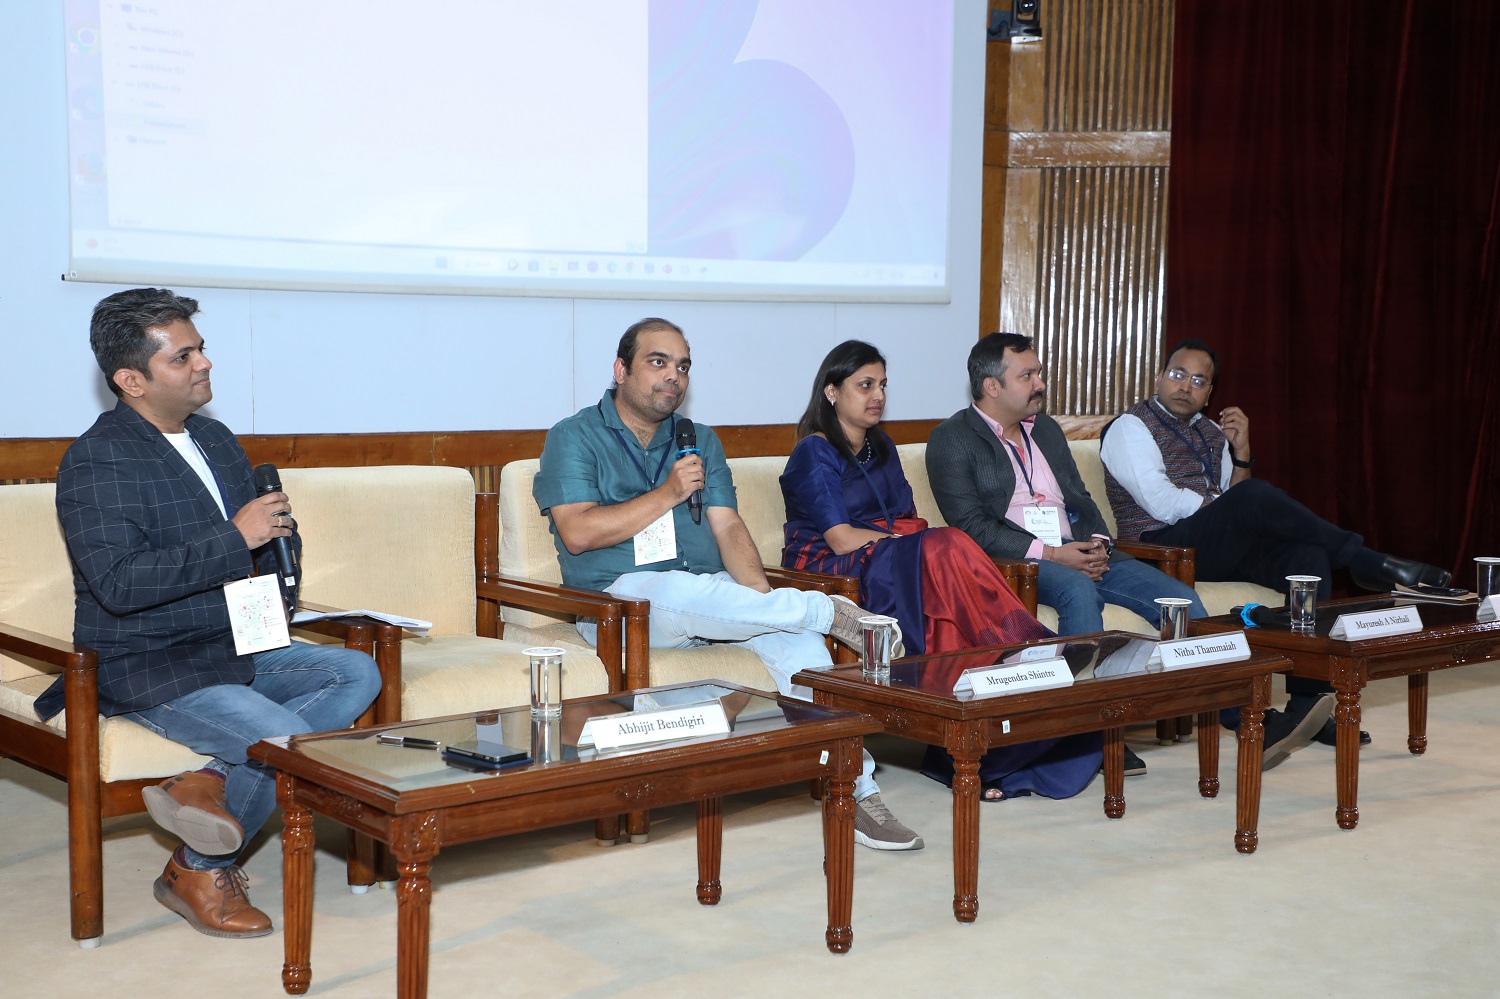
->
xmin=224 ymin=574 xmax=291 ymax=655
xmin=634 ymin=509 xmax=676 ymax=565
xmin=1147 ymin=631 xmax=1251 ymax=670
xmin=1328 ymin=605 xmax=1423 ymax=639
xmin=953 ymin=657 xmax=1074 ymax=698
xmin=1022 ymin=504 xmax=1064 ymax=547
xmin=586 ymin=700 xmax=731 ymax=751
xmin=1479 ymin=595 xmax=1500 ymax=622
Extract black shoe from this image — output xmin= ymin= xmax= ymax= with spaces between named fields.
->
xmin=1350 ymin=554 xmax=1451 ymax=592
xmin=1263 ymin=695 xmax=1336 ymax=771
xmin=1123 ymin=747 xmax=1147 ymax=777
xmin=1312 ymin=716 xmax=1371 ymax=747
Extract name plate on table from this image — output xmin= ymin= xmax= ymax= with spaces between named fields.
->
xmin=1328 ymin=605 xmax=1423 ymax=639
xmin=587 ymin=701 xmax=731 ymax=751
xmin=1478 ymin=596 xmax=1500 ymax=622
xmin=953 ymin=658 xmax=1073 ymax=699
xmin=1147 ymin=632 xmax=1252 ymax=670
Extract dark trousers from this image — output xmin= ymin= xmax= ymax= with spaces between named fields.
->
xmin=1143 ymin=478 xmax=1362 ymax=709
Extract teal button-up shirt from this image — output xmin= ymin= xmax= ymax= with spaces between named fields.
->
xmin=533 ymin=390 xmax=737 ymax=591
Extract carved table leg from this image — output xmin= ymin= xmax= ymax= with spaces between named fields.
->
xmin=393 ymin=813 xmax=440 ymax=999
xmin=1407 ymin=673 xmax=1429 ymax=755
xmin=278 ymin=774 xmax=314 ymax=996
xmin=824 ymin=741 xmax=857 ymax=953
xmin=1197 ymin=710 xmax=1220 ymax=799
xmin=950 ymin=751 xmax=981 ymax=923
xmin=1234 ymin=675 xmax=1270 ymax=854
xmin=1102 ymin=726 xmax=1125 ymax=820
xmin=1335 ymin=683 xmax=1363 ymax=830
xmin=696 ymin=797 xmax=723 ymax=906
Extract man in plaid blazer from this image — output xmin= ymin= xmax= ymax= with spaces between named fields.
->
xmin=43 ymin=288 xmax=380 ymax=939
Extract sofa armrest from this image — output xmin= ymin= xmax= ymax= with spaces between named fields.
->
xmin=289 ymin=601 xmax=389 ymax=726
xmin=0 ymin=622 xmax=101 ymax=782
xmin=987 ymin=559 xmax=1039 ymax=616
xmin=476 ymin=575 xmax=644 ymax=692
xmin=1115 ymin=542 xmax=1197 ymax=587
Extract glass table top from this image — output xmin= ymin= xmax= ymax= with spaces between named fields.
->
xmin=281 ymin=683 xmax=841 ymax=794
xmin=820 ymin=631 xmax=1247 ymax=702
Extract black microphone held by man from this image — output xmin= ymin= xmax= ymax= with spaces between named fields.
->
xmin=675 ymin=419 xmax=703 ymax=525
xmin=253 ymin=463 xmax=301 ymax=613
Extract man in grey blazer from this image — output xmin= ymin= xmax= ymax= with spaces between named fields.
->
xmin=926 ymin=333 xmax=1208 ymax=639
xmin=44 ymin=288 xmax=380 ymax=938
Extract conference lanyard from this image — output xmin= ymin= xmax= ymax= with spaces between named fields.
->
xmin=604 ymin=407 xmax=676 ymax=490
xmin=851 ymin=447 xmax=895 ymax=532
xmin=999 ymin=423 xmax=1044 ymax=505
xmin=1146 ymin=404 xmax=1218 ymax=486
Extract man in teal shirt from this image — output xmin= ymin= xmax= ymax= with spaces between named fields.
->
xmin=534 ymin=318 xmax=923 ymax=852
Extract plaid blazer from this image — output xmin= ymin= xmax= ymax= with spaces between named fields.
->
xmin=37 ymin=402 xmax=265 ymax=720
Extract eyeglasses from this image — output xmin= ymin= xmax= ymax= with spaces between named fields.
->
xmin=1163 ymin=367 xmax=1211 ymax=390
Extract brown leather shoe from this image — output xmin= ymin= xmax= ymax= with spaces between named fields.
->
xmin=154 ymin=855 xmax=273 ymax=938
xmin=142 ymin=771 xmax=244 ymax=855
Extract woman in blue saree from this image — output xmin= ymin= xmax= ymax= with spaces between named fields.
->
xmin=780 ymin=340 xmax=1101 ymax=801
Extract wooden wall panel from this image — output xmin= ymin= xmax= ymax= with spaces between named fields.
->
xmin=0 ymin=418 xmax=1109 ymax=487
xmin=984 ymin=0 xmax=1177 ymax=414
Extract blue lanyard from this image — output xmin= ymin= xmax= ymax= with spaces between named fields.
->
xmin=999 ymin=423 xmax=1043 ymax=505
xmin=851 ymin=448 xmax=895 ymax=531
xmin=604 ymin=406 xmax=675 ymax=490
xmin=1146 ymin=404 xmax=1217 ymax=486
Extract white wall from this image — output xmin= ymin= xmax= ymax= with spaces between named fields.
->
xmin=1 ymin=2 xmax=987 ymax=439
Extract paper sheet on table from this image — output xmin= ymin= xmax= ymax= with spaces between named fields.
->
xmin=291 ymin=608 xmax=433 ymax=637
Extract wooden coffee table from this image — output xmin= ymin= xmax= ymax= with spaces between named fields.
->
xmin=795 ymin=631 xmax=1290 ymax=924
xmin=248 ymin=682 xmax=880 ymax=999
xmin=1190 ymin=595 xmax=1500 ymax=830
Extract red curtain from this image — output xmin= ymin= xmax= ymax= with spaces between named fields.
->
xmin=1168 ymin=0 xmax=1500 ymax=582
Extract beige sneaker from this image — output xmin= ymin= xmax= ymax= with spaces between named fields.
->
xmin=828 ymin=594 xmax=905 ymax=658
xmin=853 ymin=793 xmax=923 ymax=851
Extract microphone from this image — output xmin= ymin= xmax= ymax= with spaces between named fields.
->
xmin=252 ymin=463 xmax=301 ymax=613
xmin=1231 ymin=603 xmax=1287 ymax=629
xmin=674 ymin=419 xmax=702 ymax=525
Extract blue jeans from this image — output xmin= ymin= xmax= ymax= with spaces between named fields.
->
xmin=125 ymin=642 xmax=380 ymax=869
xmin=1035 ymin=556 xmax=1207 ymax=637
xmin=579 ymin=570 xmax=880 ymax=799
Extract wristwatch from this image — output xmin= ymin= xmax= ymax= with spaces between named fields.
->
xmin=1230 ymin=453 xmax=1255 ymax=468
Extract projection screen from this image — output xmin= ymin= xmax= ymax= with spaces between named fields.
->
xmin=62 ymin=0 xmax=956 ymax=302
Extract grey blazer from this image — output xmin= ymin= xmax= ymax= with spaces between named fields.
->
xmin=925 ymin=406 xmax=1129 ymax=564
xmin=38 ymin=402 xmax=271 ymax=720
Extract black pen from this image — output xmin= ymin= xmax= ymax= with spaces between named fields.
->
xmin=377 ymin=733 xmax=441 ymax=750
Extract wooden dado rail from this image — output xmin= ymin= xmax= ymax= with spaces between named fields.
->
xmin=0 ymin=416 xmax=1112 ymax=488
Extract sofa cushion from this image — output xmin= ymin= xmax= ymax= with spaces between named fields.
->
xmin=0 ymin=674 xmax=209 ymax=781
xmin=726 ymin=455 xmax=790 ymax=566
xmin=0 ymin=483 xmax=75 ymax=683
xmin=283 ymin=466 xmax=478 ymax=638
xmin=397 ymin=634 xmax=613 ymax=719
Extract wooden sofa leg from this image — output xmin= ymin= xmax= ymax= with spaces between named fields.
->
xmin=595 ymin=816 xmax=620 ymax=846
xmin=68 ymin=777 xmax=104 ymax=947
xmin=626 ymin=810 xmax=650 ymax=844
xmin=345 ymin=829 xmax=377 ymax=893
xmin=1155 ymin=719 xmax=1176 ymax=745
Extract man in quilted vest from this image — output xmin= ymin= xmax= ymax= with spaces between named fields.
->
xmin=1100 ymin=339 xmax=1450 ymax=762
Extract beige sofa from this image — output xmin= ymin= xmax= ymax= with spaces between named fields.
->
xmin=0 ymin=464 xmax=621 ymax=944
